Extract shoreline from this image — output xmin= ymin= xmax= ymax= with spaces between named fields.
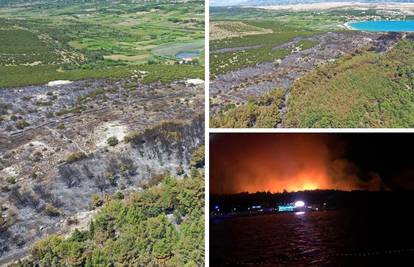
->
xmin=344 ymin=21 xmax=357 ymax=30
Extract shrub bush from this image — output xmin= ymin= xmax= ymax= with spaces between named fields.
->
xmin=107 ymin=136 xmax=119 ymax=146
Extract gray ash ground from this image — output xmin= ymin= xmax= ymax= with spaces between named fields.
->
xmin=209 ymin=31 xmax=402 ymax=127
xmin=0 ymin=78 xmax=204 ymax=264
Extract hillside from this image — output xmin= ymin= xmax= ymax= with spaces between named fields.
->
xmin=209 ymin=6 xmax=414 ymax=128
xmin=0 ymin=0 xmax=205 ymax=265
xmin=9 ymin=152 xmax=205 ymax=267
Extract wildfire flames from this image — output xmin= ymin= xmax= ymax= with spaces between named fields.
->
xmin=210 ymin=134 xmax=381 ymax=194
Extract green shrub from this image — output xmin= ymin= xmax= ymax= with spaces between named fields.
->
xmin=65 ymin=152 xmax=87 ymax=164
xmin=15 ymin=120 xmax=30 ymax=129
xmin=56 ymin=124 xmax=65 ymax=130
xmin=6 ymin=177 xmax=16 ymax=184
xmin=44 ymin=204 xmax=60 ymax=217
xmin=107 ymin=136 xmax=119 ymax=146
xmin=176 ymin=164 xmax=185 ymax=175
xmin=190 ymin=145 xmax=205 ymax=169
xmin=123 ymin=130 xmax=141 ymax=143
xmin=90 ymin=194 xmax=103 ymax=209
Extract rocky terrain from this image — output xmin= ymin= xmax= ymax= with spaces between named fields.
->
xmin=210 ymin=31 xmax=402 ymax=126
xmin=0 ymin=78 xmax=204 ymax=264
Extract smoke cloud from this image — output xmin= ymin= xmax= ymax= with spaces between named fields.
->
xmin=210 ymin=134 xmax=381 ymax=194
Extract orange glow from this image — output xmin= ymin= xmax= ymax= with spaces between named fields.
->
xmin=210 ymin=134 xmax=380 ymax=194
xmin=302 ymin=181 xmax=318 ymax=191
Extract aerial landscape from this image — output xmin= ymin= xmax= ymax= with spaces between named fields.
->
xmin=210 ymin=133 xmax=414 ymax=266
xmin=210 ymin=0 xmax=414 ymax=128
xmin=0 ymin=0 xmax=204 ymax=266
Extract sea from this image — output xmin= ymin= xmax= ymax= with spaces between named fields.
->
xmin=211 ymin=209 xmax=414 ymax=266
xmin=350 ymin=20 xmax=414 ymax=32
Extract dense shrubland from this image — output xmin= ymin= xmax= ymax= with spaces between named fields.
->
xmin=210 ymin=38 xmax=318 ymax=75
xmin=10 ymin=164 xmax=205 ymax=266
xmin=210 ymin=20 xmax=318 ymax=75
xmin=285 ymin=39 xmax=414 ymax=128
xmin=210 ymin=89 xmax=285 ymax=128
xmin=0 ymin=64 xmax=203 ymax=88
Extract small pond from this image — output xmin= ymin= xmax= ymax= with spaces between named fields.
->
xmin=176 ymin=51 xmax=200 ymax=59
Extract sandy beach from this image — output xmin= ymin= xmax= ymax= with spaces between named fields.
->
xmin=343 ymin=21 xmax=356 ymax=30
xmin=257 ymin=2 xmax=414 ymax=13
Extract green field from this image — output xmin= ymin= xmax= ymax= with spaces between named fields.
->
xmin=0 ymin=0 xmax=204 ymax=88
xmin=153 ymin=39 xmax=204 ymax=58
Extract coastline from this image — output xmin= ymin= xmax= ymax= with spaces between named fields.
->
xmin=344 ymin=21 xmax=356 ymax=30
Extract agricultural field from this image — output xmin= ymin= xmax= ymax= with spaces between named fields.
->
xmin=0 ymin=0 xmax=204 ymax=88
xmin=210 ymin=5 xmax=414 ymax=128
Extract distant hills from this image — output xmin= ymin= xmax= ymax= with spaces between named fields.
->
xmin=211 ymin=0 xmax=414 ymax=7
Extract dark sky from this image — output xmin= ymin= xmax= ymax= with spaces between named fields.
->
xmin=210 ymin=133 xmax=414 ymax=194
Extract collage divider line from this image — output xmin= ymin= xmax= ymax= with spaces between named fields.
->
xmin=204 ymin=0 xmax=210 ymax=265
xmin=209 ymin=128 xmax=414 ymax=133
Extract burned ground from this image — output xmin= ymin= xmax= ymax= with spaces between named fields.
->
xmin=210 ymin=30 xmax=405 ymax=128
xmin=0 ymin=78 xmax=204 ymax=264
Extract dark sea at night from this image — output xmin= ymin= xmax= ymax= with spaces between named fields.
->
xmin=211 ymin=209 xmax=414 ymax=266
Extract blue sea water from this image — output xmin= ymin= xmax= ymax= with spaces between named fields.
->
xmin=211 ymin=210 xmax=414 ymax=266
xmin=175 ymin=51 xmax=200 ymax=59
xmin=350 ymin=20 xmax=414 ymax=32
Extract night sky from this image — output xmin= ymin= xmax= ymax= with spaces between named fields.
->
xmin=210 ymin=133 xmax=414 ymax=194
